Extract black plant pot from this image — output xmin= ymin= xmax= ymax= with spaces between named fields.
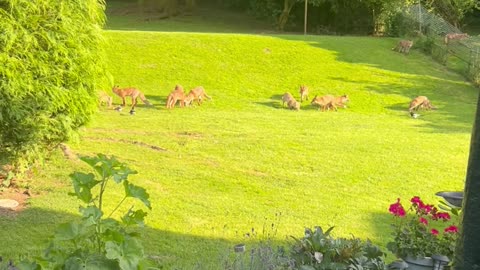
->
xmin=435 ymin=191 xmax=463 ymax=208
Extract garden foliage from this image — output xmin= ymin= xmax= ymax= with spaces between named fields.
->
xmin=25 ymin=154 xmax=152 ymax=269
xmin=290 ymin=226 xmax=387 ymax=270
xmin=0 ymin=0 xmax=108 ymax=172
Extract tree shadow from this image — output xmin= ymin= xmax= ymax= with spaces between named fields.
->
xmin=269 ymin=35 xmax=478 ymax=134
xmin=105 ymin=1 xmax=273 ymax=34
xmin=0 ymin=207 xmax=258 ymax=269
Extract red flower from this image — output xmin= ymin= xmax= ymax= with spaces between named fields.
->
xmin=431 ymin=229 xmax=439 ymax=236
xmin=411 ymin=196 xmax=423 ymax=205
xmin=445 ymin=225 xmax=458 ymax=233
xmin=419 ymin=217 xmax=428 ymax=225
xmin=435 ymin=212 xmax=451 ymax=221
xmin=389 ymin=198 xmax=406 ymax=217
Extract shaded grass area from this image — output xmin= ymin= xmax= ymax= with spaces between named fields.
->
xmin=0 ymin=30 xmax=477 ymax=268
xmin=105 ymin=1 xmax=273 ymax=34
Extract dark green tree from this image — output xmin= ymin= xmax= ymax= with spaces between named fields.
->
xmin=454 ymin=92 xmax=480 ymax=269
xmin=0 ymin=0 xmax=108 ymax=173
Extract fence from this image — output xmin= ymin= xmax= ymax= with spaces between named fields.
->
xmin=402 ymin=4 xmax=480 ymax=85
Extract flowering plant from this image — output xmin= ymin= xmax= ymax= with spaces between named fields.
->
xmin=387 ymin=196 xmax=458 ymax=259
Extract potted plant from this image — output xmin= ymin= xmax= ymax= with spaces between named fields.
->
xmin=387 ymin=196 xmax=458 ymax=270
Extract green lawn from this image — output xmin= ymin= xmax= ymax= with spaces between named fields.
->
xmin=0 ymin=9 xmax=477 ymax=269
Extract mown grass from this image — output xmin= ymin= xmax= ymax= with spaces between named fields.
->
xmin=0 ymin=9 xmax=478 ymax=269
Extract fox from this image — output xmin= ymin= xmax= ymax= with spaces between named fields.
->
xmin=299 ymin=85 xmax=309 ymax=102
xmin=444 ymin=33 xmax=469 ymax=45
xmin=392 ymin=40 xmax=413 ymax=54
xmin=98 ymin=91 xmax=113 ymax=108
xmin=311 ymin=95 xmax=335 ymax=111
xmin=112 ymin=85 xmax=152 ymax=111
xmin=166 ymin=84 xmax=187 ymax=109
xmin=335 ymin=94 xmax=350 ymax=109
xmin=409 ymin=96 xmax=435 ymax=112
xmin=184 ymin=86 xmax=212 ymax=106
xmin=287 ymin=99 xmax=300 ymax=111
xmin=311 ymin=94 xmax=349 ymax=111
xmin=282 ymin=92 xmax=294 ymax=107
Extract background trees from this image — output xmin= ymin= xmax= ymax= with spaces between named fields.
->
xmin=127 ymin=0 xmax=478 ymax=35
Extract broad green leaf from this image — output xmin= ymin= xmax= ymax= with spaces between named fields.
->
xmin=105 ymin=237 xmax=144 ymax=270
xmin=80 ymin=205 xmax=103 ymax=225
xmin=123 ymin=180 xmax=151 ymax=209
xmin=54 ymin=222 xmax=82 ymax=241
xmin=69 ymin=172 xmax=100 ymax=203
xmin=64 ymin=254 xmax=118 ymax=270
xmin=122 ymin=209 xmax=148 ymax=226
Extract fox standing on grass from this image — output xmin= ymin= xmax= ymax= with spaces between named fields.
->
xmin=166 ymin=84 xmax=187 ymax=109
xmin=184 ymin=86 xmax=212 ymax=106
xmin=112 ymin=85 xmax=152 ymax=111
xmin=281 ymin=92 xmax=300 ymax=110
xmin=409 ymin=96 xmax=435 ymax=112
xmin=299 ymin=85 xmax=309 ymax=102
xmin=392 ymin=40 xmax=413 ymax=54
xmin=98 ymin=91 xmax=113 ymax=108
xmin=311 ymin=94 xmax=349 ymax=111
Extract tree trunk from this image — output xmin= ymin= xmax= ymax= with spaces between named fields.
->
xmin=454 ymin=91 xmax=480 ymax=269
xmin=277 ymin=0 xmax=296 ymax=31
xmin=186 ymin=0 xmax=196 ymax=12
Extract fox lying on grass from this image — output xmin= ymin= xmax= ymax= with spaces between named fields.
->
xmin=311 ymin=94 xmax=349 ymax=111
xmin=166 ymin=85 xmax=186 ymax=109
xmin=184 ymin=86 xmax=212 ymax=106
xmin=444 ymin=33 xmax=469 ymax=45
xmin=112 ymin=85 xmax=152 ymax=111
xmin=409 ymin=96 xmax=436 ymax=112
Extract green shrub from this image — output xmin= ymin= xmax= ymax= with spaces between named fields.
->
xmin=290 ymin=226 xmax=387 ymax=270
xmin=22 ymin=154 xmax=153 ymax=269
xmin=0 ymin=0 xmax=108 ymax=172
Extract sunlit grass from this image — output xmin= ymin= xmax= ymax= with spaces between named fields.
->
xmin=0 ymin=26 xmax=477 ymax=268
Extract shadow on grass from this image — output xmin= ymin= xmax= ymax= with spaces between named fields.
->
xmin=271 ymin=35 xmax=478 ymax=134
xmin=0 ymin=207 xmax=247 ymax=269
xmin=105 ymin=1 xmax=273 ymax=34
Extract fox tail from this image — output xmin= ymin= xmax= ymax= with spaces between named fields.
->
xmin=139 ymin=93 xmax=153 ymax=106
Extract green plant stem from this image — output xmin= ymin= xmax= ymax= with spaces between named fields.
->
xmin=108 ymin=196 xmax=127 ymax=218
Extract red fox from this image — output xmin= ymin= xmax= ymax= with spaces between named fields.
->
xmin=98 ymin=91 xmax=113 ymax=108
xmin=184 ymin=86 xmax=212 ymax=106
xmin=409 ymin=96 xmax=435 ymax=112
xmin=444 ymin=33 xmax=469 ymax=45
xmin=112 ymin=86 xmax=152 ymax=111
xmin=311 ymin=95 xmax=349 ymax=111
xmin=287 ymin=99 xmax=300 ymax=111
xmin=282 ymin=92 xmax=294 ymax=107
xmin=166 ymin=85 xmax=186 ymax=109
xmin=392 ymin=40 xmax=413 ymax=54
xmin=299 ymin=85 xmax=309 ymax=102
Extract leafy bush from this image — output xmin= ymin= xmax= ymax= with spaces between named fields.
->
xmin=290 ymin=226 xmax=387 ymax=270
xmin=17 ymin=154 xmax=153 ymax=269
xmin=0 ymin=0 xmax=108 ymax=172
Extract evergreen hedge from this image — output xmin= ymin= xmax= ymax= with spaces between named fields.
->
xmin=0 ymin=0 xmax=107 ymax=171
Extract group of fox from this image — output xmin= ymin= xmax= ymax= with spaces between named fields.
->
xmin=98 ymin=84 xmax=211 ymax=112
xmin=100 ymin=84 xmax=435 ymax=115
xmin=99 ymin=37 xmax=443 ymax=114
xmin=282 ymin=86 xmax=434 ymax=116
xmin=281 ymin=85 xmax=349 ymax=111
xmin=392 ymin=32 xmax=469 ymax=55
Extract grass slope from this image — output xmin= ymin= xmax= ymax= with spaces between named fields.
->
xmin=1 ymin=29 xmax=478 ymax=268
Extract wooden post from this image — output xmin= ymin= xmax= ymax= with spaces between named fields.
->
xmin=304 ymin=0 xmax=308 ymax=36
